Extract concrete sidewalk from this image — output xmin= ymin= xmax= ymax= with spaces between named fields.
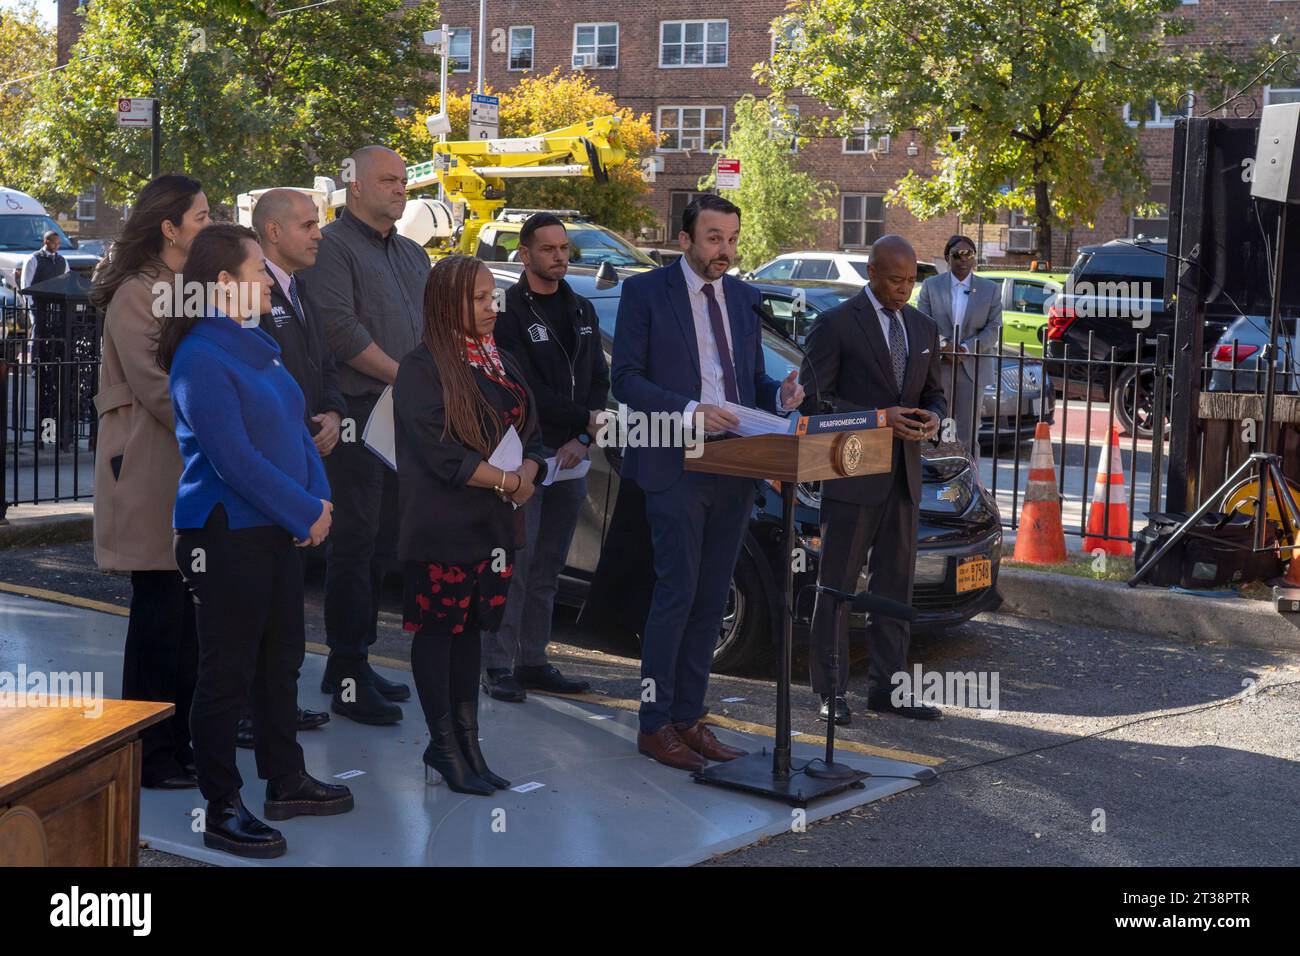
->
xmin=0 ymin=501 xmax=92 ymax=548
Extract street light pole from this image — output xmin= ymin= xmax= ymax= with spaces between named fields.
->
xmin=151 ymin=98 xmax=161 ymax=180
xmin=477 ymin=0 xmax=485 ymax=95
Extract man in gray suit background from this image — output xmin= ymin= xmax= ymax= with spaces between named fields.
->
xmin=915 ymin=234 xmax=1002 ymax=460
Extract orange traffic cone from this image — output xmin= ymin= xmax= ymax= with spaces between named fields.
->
xmin=1013 ymin=421 xmax=1068 ymax=564
xmin=1081 ymin=426 xmax=1133 ymax=556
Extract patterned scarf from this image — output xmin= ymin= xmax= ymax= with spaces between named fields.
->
xmin=464 ymin=332 xmax=508 ymax=382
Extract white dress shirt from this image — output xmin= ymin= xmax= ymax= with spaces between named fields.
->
xmin=950 ymin=271 xmax=972 ymax=341
xmin=679 ymin=256 xmax=785 ymax=421
xmin=264 ymin=256 xmax=295 ymax=303
xmin=863 ymin=282 xmax=908 ymax=355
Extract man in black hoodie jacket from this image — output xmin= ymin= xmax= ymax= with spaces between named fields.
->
xmin=482 ymin=214 xmax=610 ymax=701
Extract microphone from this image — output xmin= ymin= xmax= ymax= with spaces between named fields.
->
xmin=815 ymin=584 xmax=917 ymax=622
xmin=753 ymin=302 xmax=831 ymax=413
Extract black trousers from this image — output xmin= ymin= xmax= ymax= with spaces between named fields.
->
xmin=323 ymin=393 xmax=399 ymax=662
xmin=177 ymin=506 xmax=306 ymax=802
xmin=122 ymin=570 xmax=199 ymax=785
xmin=810 ymin=466 xmax=918 ymax=697
xmin=32 ymin=307 xmax=71 ymax=444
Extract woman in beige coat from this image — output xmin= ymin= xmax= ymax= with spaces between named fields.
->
xmin=91 ymin=174 xmax=210 ymax=789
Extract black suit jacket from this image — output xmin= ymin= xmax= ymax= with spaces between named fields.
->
xmin=799 ymin=289 xmax=947 ymax=506
xmin=259 ymin=270 xmax=347 ymax=434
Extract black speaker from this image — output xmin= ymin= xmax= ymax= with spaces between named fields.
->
xmin=1251 ymin=102 xmax=1300 ymax=204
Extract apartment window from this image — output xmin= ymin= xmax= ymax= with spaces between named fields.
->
xmin=448 ymin=28 xmax=471 ymax=73
xmin=574 ymin=23 xmax=618 ymax=68
xmin=770 ymin=18 xmax=805 ymax=59
xmin=773 ymin=103 xmax=800 ymax=152
xmin=76 ymin=188 xmax=96 ymax=221
xmin=508 ymin=26 xmax=534 ymax=71
xmin=1266 ymin=85 xmax=1300 ymax=105
xmin=841 ymin=194 xmax=884 ymax=248
xmin=660 ymin=19 xmax=728 ymax=68
xmin=843 ymin=121 xmax=890 ymax=154
xmin=1130 ymin=182 xmax=1170 ymax=239
xmin=657 ymin=106 xmax=726 ymax=152
xmin=1124 ymin=93 xmax=1193 ymax=127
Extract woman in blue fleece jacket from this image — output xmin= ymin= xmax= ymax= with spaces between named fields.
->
xmin=157 ymin=223 xmax=352 ymax=861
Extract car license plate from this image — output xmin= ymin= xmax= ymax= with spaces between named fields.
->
xmin=956 ymin=556 xmax=992 ymax=593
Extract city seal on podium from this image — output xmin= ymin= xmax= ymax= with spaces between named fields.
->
xmin=835 ymin=432 xmax=864 ymax=476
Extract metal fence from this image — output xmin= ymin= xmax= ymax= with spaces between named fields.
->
xmin=1 ymin=303 xmax=99 ymax=519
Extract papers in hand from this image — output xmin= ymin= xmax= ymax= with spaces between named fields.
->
xmin=721 ymin=400 xmax=797 ymax=438
xmin=542 ymin=456 xmax=591 ymax=486
xmin=362 ymin=386 xmax=397 ymax=470
xmin=487 ymin=425 xmax=523 ymax=471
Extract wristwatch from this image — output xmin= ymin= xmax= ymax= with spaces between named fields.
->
xmin=577 ymin=432 xmax=592 ymax=447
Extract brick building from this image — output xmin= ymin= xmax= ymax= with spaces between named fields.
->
xmin=429 ymin=0 xmax=1297 ymax=268
xmin=55 ymin=0 xmax=1300 ymax=263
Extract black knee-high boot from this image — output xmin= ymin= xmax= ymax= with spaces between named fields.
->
xmin=451 ymin=627 xmax=510 ymax=790
xmin=411 ymin=630 xmax=493 ymax=796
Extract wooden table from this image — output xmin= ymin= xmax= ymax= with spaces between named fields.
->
xmin=0 ymin=700 xmax=173 ymax=866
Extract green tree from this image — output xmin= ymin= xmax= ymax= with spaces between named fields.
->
xmin=762 ymin=0 xmax=1267 ymax=260
xmin=394 ymin=69 xmax=659 ymax=234
xmin=14 ymin=0 xmax=438 ymax=209
xmin=696 ymin=94 xmax=835 ymax=271
xmin=0 ymin=2 xmax=63 ymax=207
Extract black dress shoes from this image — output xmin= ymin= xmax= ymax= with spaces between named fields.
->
xmin=514 ymin=663 xmax=591 ymax=694
xmin=145 ymin=771 xmax=199 ymax=790
xmin=237 ymin=708 xmax=332 ymax=749
xmin=264 ymin=771 xmax=354 ymax=820
xmin=331 ymin=680 xmax=403 ymax=725
xmin=818 ymin=695 xmax=852 ymax=726
xmin=867 ymin=691 xmax=942 ymax=720
xmin=203 ymin=794 xmax=286 ymax=859
xmin=362 ymin=661 xmax=410 ymax=702
xmin=482 ymin=668 xmax=526 ymax=702
xmin=320 ymin=656 xmax=410 ymax=702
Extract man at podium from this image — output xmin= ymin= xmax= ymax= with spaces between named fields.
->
xmin=800 ymin=235 xmax=946 ymax=725
xmin=611 ymin=195 xmax=804 ymax=771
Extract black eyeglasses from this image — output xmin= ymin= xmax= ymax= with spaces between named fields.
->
xmin=949 ymin=249 xmax=975 ymax=260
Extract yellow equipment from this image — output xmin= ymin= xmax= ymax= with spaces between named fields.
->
xmin=236 ymin=115 xmax=626 ymax=258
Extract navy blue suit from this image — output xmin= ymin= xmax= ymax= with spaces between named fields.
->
xmin=612 ymin=262 xmax=782 ymax=733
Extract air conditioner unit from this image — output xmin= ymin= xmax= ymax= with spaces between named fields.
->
xmin=572 ymin=52 xmax=596 ymax=69
xmin=1008 ymin=226 xmax=1037 ymax=252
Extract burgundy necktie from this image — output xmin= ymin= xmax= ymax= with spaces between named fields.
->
xmin=701 ymin=283 xmax=740 ymax=403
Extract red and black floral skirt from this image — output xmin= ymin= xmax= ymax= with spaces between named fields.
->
xmin=402 ymin=555 xmax=516 ymax=637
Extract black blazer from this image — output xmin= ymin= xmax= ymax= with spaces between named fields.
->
xmin=394 ymin=344 xmax=548 ymax=565
xmin=259 ymin=270 xmax=347 ymax=434
xmin=799 ymin=289 xmax=947 ymax=506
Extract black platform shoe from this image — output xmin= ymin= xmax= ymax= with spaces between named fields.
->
xmin=452 ymin=701 xmax=511 ymax=790
xmin=422 ymin=715 xmax=494 ymax=795
xmin=263 ymin=771 xmax=354 ymax=821
xmin=203 ymin=794 xmax=286 ymax=859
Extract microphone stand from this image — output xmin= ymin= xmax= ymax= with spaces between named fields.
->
xmin=806 ymin=585 xmax=860 ymax=781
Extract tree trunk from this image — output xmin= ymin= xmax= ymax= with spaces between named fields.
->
xmin=1034 ymin=178 xmax=1053 ymax=264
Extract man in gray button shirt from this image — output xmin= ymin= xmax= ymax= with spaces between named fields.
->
xmin=299 ymin=145 xmax=431 ymax=725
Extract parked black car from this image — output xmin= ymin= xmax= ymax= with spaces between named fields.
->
xmin=487 ymin=264 xmax=1004 ymax=672
xmin=1043 ymin=239 xmax=1219 ymax=438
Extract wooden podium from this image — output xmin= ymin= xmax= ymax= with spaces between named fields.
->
xmin=684 ymin=425 xmax=892 ymax=805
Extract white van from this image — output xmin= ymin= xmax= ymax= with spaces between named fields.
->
xmin=0 ymin=187 xmax=102 ymax=307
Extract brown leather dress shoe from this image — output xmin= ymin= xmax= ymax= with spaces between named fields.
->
xmin=677 ymin=721 xmax=749 ymax=761
xmin=637 ymin=725 xmax=707 ymax=771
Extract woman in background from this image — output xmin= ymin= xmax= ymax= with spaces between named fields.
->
xmin=91 ymin=174 xmax=208 ymax=790
xmin=394 ymin=255 xmax=546 ymax=795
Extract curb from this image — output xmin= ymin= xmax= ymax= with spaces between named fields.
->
xmin=0 ymin=512 xmax=94 ymax=550
xmin=996 ymin=566 xmax=1300 ymax=652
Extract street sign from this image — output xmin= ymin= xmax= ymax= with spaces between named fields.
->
xmin=716 ymin=158 xmax=741 ymax=190
xmin=470 ymin=92 xmax=499 ymax=141
xmin=116 ymin=97 xmax=155 ymax=128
